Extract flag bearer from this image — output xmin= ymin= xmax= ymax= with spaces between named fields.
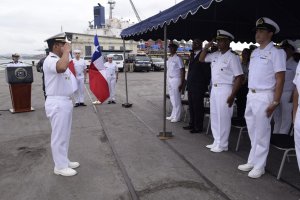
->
xmin=43 ymin=33 xmax=79 ymax=176
xmin=199 ymin=30 xmax=243 ymax=153
xmin=238 ymin=17 xmax=286 ymax=178
xmin=73 ymin=49 xmax=87 ymax=107
xmin=104 ymin=55 xmax=118 ymax=104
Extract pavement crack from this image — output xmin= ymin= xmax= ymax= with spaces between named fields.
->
xmin=137 ymin=180 xmax=209 ymax=197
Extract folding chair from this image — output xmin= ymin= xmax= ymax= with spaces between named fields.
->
xmin=204 ymin=107 xmax=211 ymax=135
xmin=231 ymin=117 xmax=248 ymax=151
xmin=270 ymin=129 xmax=296 ymax=180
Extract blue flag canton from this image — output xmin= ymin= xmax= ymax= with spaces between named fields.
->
xmin=92 ymin=35 xmax=102 ymax=62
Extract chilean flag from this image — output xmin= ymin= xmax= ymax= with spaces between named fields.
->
xmin=89 ymin=35 xmax=109 ymax=103
xmin=68 ymin=54 xmax=78 ymax=93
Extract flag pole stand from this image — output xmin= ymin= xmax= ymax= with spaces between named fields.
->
xmin=158 ymin=25 xmax=173 ymax=140
xmin=122 ymin=39 xmax=133 ymax=108
xmin=122 ymin=103 xmax=132 ymax=108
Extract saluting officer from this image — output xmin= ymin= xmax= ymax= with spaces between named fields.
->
xmin=238 ymin=18 xmax=286 ymax=178
xmin=199 ymin=30 xmax=244 ymax=153
xmin=73 ymin=49 xmax=87 ymax=107
xmin=104 ymin=55 xmax=118 ymax=104
xmin=273 ymin=40 xmax=297 ymax=134
xmin=43 ymin=33 xmax=79 ymax=177
xmin=166 ymin=42 xmax=185 ymax=123
xmin=7 ymin=53 xmax=26 ymax=67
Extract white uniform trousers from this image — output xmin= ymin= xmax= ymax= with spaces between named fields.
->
xmin=168 ymin=77 xmax=182 ymax=121
xmin=294 ymin=107 xmax=300 ymax=171
xmin=74 ymin=78 xmax=85 ymax=103
xmin=45 ymin=96 xmax=73 ymax=169
xmin=210 ymin=84 xmax=233 ymax=149
xmin=273 ymin=90 xmax=293 ymax=134
xmin=245 ymin=91 xmax=274 ymax=170
xmin=107 ymin=76 xmax=116 ymax=101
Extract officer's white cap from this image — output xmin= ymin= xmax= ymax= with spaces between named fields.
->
xmin=12 ymin=53 xmax=20 ymax=57
xmin=168 ymin=40 xmax=179 ymax=48
xmin=255 ymin=17 xmax=280 ymax=34
xmin=74 ymin=49 xmax=81 ymax=53
xmin=279 ymin=39 xmax=297 ymax=51
xmin=216 ymin=30 xmax=234 ymax=41
xmin=44 ymin=32 xmax=71 ymax=43
xmin=107 ymin=54 xmax=113 ymax=58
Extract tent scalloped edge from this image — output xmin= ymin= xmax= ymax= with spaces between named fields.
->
xmin=121 ymin=0 xmax=223 ymax=38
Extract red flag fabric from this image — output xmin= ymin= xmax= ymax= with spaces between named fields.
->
xmin=68 ymin=60 xmax=76 ymax=77
xmin=89 ymin=35 xmax=109 ymax=103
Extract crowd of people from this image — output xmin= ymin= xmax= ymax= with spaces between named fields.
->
xmin=166 ymin=17 xmax=300 ymax=179
xmin=6 ymin=16 xmax=300 ymax=179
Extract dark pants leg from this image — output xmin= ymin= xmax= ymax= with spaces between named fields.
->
xmin=236 ymin=83 xmax=248 ymax=118
xmin=188 ymin=89 xmax=205 ymax=130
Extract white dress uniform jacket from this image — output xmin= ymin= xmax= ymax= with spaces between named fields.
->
xmin=43 ymin=52 xmax=77 ymax=169
xmin=293 ymin=61 xmax=300 ymax=171
xmin=205 ymin=50 xmax=243 ymax=149
xmin=6 ymin=61 xmax=26 ymax=67
xmin=245 ymin=42 xmax=286 ymax=170
xmin=273 ymin=57 xmax=297 ymax=134
xmin=104 ymin=62 xmax=118 ymax=101
xmin=73 ymin=58 xmax=87 ymax=104
xmin=167 ymin=54 xmax=184 ymax=122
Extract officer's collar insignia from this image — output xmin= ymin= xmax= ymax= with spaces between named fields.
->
xmin=257 ymin=18 xmax=264 ymax=25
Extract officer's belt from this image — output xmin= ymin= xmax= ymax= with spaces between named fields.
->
xmin=249 ymin=89 xmax=274 ymax=93
xmin=47 ymin=96 xmax=71 ymax=100
xmin=213 ymin=83 xmax=232 ymax=87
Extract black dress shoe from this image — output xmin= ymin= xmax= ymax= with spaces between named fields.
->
xmin=80 ymin=103 xmax=87 ymax=106
xmin=111 ymin=101 xmax=116 ymax=104
xmin=108 ymin=101 xmax=112 ymax=104
xmin=74 ymin=103 xmax=79 ymax=107
xmin=183 ymin=126 xmax=193 ymax=130
xmin=190 ymin=129 xmax=202 ymax=134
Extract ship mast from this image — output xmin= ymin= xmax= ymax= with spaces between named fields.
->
xmin=108 ymin=0 xmax=116 ymax=20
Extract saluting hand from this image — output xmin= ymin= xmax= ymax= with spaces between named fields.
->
xmin=204 ymin=41 xmax=214 ymax=50
xmin=62 ymin=43 xmax=71 ymax=54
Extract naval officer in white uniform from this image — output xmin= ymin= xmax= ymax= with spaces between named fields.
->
xmin=199 ymin=30 xmax=243 ymax=153
xmin=293 ymin=60 xmax=300 ymax=172
xmin=166 ymin=42 xmax=185 ymax=123
xmin=73 ymin=49 xmax=87 ymax=107
xmin=273 ymin=40 xmax=297 ymax=134
xmin=104 ymin=55 xmax=118 ymax=104
xmin=238 ymin=17 xmax=286 ymax=178
xmin=43 ymin=33 xmax=80 ymax=177
xmin=6 ymin=53 xmax=26 ymax=67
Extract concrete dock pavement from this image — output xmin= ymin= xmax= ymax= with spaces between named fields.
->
xmin=0 ymin=69 xmax=299 ymax=200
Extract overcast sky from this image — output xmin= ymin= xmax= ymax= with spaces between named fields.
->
xmin=0 ymin=0 xmax=183 ymax=55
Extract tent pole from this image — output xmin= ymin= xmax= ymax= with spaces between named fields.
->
xmin=158 ymin=24 xmax=173 ymax=139
xmin=122 ymin=39 xmax=132 ymax=108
